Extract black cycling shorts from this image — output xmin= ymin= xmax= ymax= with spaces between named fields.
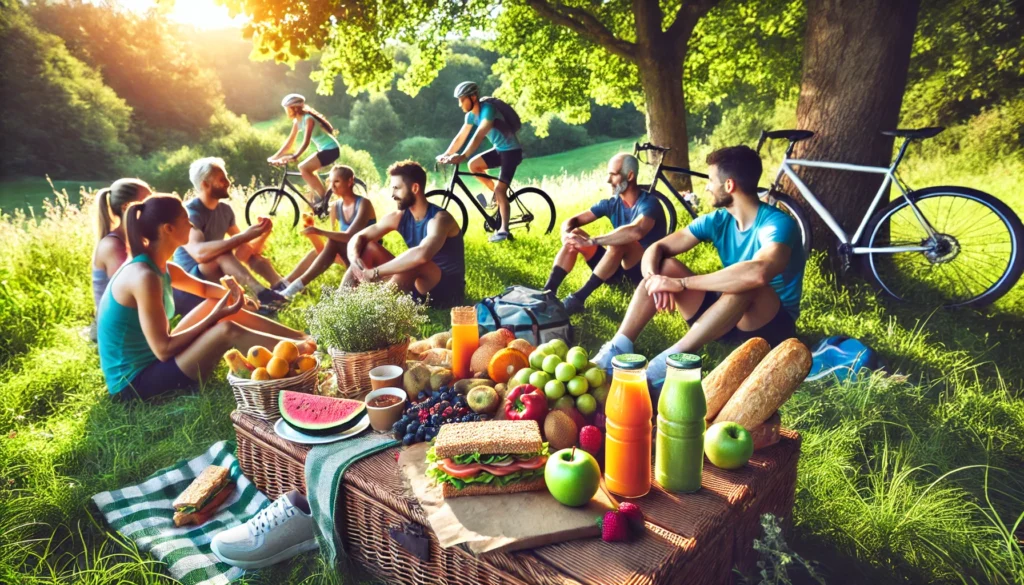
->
xmin=685 ymin=291 xmax=797 ymax=348
xmin=317 ymin=148 xmax=340 ymax=166
xmin=114 ymin=358 xmax=196 ymax=402
xmin=479 ymin=148 xmax=523 ymax=186
xmin=585 ymin=246 xmax=644 ymax=286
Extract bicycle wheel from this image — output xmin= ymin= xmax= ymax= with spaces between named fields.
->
xmin=640 ymin=187 xmax=679 ymax=234
xmin=861 ymin=186 xmax=1024 ymax=307
xmin=246 ymin=188 xmax=299 ymax=227
xmin=425 ymin=189 xmax=469 ymax=235
xmin=507 ymin=187 xmax=556 ymax=235
xmin=769 ymin=192 xmax=813 ymax=256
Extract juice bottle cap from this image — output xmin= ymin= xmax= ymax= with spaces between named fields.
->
xmin=611 ymin=353 xmax=648 ymax=370
xmin=667 ymin=353 xmax=701 ymax=369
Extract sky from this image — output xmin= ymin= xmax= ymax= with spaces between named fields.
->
xmin=117 ymin=0 xmax=246 ymax=30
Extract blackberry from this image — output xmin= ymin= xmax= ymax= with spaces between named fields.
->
xmin=402 ymin=433 xmax=416 ymax=446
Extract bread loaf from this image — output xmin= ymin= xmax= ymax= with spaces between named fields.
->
xmin=713 ymin=338 xmax=811 ymax=430
xmin=703 ymin=338 xmax=770 ymax=421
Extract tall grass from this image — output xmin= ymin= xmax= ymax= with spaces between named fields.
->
xmin=1 ymin=137 xmax=1022 ymax=584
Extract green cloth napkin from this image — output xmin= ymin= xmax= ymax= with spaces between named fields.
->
xmin=305 ymin=431 xmax=399 ymax=567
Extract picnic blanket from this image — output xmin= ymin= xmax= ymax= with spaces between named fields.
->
xmin=91 ymin=441 xmax=269 ymax=585
xmin=306 ymin=432 xmax=399 ymax=567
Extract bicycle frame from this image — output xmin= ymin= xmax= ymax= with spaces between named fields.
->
xmin=772 ymin=139 xmax=936 ymax=254
xmin=440 ymin=164 xmax=505 ymax=229
xmin=638 ymin=147 xmax=708 ymax=219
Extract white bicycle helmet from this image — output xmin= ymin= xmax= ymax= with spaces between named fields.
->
xmin=281 ymin=93 xmax=305 ymax=108
xmin=454 ymin=82 xmax=478 ymax=98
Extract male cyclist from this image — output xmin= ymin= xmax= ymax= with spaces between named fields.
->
xmin=437 ymin=81 xmax=523 ymax=243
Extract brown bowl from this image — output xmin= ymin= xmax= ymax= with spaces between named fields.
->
xmin=364 ymin=387 xmax=408 ymax=432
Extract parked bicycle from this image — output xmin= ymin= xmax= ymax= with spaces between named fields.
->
xmin=244 ymin=162 xmax=368 ymax=227
xmin=428 ymin=162 xmax=556 ymax=236
xmin=756 ymin=127 xmax=1024 ymax=307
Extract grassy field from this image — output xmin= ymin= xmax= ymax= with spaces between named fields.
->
xmin=1 ymin=139 xmax=1023 ymax=584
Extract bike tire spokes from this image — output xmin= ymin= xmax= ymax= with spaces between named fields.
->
xmin=507 ymin=188 xmax=556 ymax=235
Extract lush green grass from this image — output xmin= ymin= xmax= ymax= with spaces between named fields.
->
xmin=1 ymin=141 xmax=1022 ymax=585
xmin=0 ymin=178 xmax=107 ymax=215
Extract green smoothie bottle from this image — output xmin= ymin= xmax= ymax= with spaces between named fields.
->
xmin=655 ymin=353 xmax=706 ymax=493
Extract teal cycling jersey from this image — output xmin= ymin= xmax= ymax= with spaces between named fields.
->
xmin=464 ymin=102 xmax=520 ymax=152
xmin=303 ymin=114 xmax=340 ymax=152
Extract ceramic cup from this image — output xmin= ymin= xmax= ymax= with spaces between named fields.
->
xmin=369 ymin=365 xmax=404 ymax=391
xmin=365 ymin=387 xmax=408 ymax=432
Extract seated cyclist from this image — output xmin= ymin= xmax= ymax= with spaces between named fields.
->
xmin=437 ymin=81 xmax=523 ymax=243
xmin=268 ymin=94 xmax=341 ymax=206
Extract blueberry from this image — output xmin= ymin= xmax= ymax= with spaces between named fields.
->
xmin=430 ymin=414 xmax=442 ymax=426
xmin=415 ymin=426 xmax=427 ymax=441
xmin=478 ymin=414 xmax=490 ymax=421
xmin=407 ymin=421 xmax=420 ymax=434
xmin=461 ymin=415 xmax=473 ymax=423
xmin=418 ymin=391 xmax=429 ymax=401
xmin=438 ymin=401 xmax=451 ymax=411
xmin=402 ymin=433 xmax=416 ymax=446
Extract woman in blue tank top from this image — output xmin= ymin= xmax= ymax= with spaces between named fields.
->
xmin=96 ymin=195 xmax=314 ymax=400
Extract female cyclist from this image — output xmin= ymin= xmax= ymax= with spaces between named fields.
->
xmin=268 ymin=94 xmax=341 ymax=206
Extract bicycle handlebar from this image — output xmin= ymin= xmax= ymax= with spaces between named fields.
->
xmin=634 ymin=142 xmax=671 ymax=154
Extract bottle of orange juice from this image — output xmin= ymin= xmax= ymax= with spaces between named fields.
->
xmin=604 ymin=354 xmax=653 ymax=498
xmin=450 ymin=306 xmax=479 ymax=380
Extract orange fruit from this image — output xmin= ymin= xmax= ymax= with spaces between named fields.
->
xmin=252 ymin=367 xmax=271 ymax=381
xmin=295 ymin=355 xmax=317 ymax=374
xmin=247 ymin=346 xmax=273 ymax=368
xmin=266 ymin=356 xmax=290 ymax=379
xmin=273 ymin=340 xmax=300 ymax=363
xmin=488 ymin=348 xmax=530 ymax=384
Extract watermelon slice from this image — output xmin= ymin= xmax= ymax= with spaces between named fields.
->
xmin=279 ymin=391 xmax=366 ymax=436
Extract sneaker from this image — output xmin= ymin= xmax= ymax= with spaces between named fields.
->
xmin=476 ymin=193 xmax=496 ymax=210
xmin=210 ymin=491 xmax=318 ymax=570
xmin=271 ymin=280 xmax=289 ymax=293
xmin=561 ymin=293 xmax=585 ymax=315
xmin=488 ymin=231 xmax=513 ymax=243
xmin=593 ymin=335 xmax=633 ymax=372
xmin=257 ymin=288 xmax=288 ymax=307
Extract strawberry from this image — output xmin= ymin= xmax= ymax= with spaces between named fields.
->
xmin=618 ymin=502 xmax=645 ymax=534
xmin=598 ymin=510 xmax=629 ymax=542
xmin=579 ymin=425 xmax=603 ymax=456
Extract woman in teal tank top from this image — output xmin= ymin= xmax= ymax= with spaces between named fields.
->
xmin=267 ymin=94 xmax=342 ymax=206
xmin=97 ymin=195 xmax=314 ymax=400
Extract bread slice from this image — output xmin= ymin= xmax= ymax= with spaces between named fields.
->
xmin=442 ymin=476 xmax=546 ymax=498
xmin=173 ymin=483 xmax=234 ymax=526
xmin=433 ymin=421 xmax=542 ymax=459
xmin=173 ymin=465 xmax=229 ymax=510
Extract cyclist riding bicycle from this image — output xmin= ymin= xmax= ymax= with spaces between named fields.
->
xmin=437 ymin=81 xmax=523 ymax=243
xmin=268 ymin=94 xmax=341 ymax=207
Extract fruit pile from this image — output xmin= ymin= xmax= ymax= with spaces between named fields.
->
xmin=511 ymin=339 xmax=608 ymax=418
xmin=392 ymin=385 xmax=492 ymax=445
xmin=223 ymin=340 xmax=317 ymax=381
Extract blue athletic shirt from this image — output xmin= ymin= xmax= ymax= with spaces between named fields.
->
xmin=589 ymin=190 xmax=668 ymax=249
xmin=397 ymin=203 xmax=465 ymax=288
xmin=465 ymin=102 xmax=521 ymax=152
xmin=687 ymin=203 xmax=806 ymax=318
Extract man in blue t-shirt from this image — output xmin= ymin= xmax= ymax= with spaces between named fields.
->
xmin=437 ymin=81 xmax=523 ymax=243
xmin=594 ymin=145 xmax=806 ymax=390
xmin=542 ymin=153 xmax=667 ymax=315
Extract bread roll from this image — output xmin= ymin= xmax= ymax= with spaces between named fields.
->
xmin=702 ymin=338 xmax=771 ymax=421
xmin=713 ymin=338 xmax=811 ymax=430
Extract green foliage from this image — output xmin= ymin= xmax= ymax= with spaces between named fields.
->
xmin=348 ymin=94 xmax=403 ymax=160
xmin=738 ymin=514 xmax=826 ymax=585
xmin=389 ymin=136 xmax=445 ymax=169
xmin=306 ymin=281 xmax=428 ymax=353
xmin=29 ymin=0 xmax=225 ymax=153
xmin=518 ymin=118 xmax=595 ymax=157
xmin=0 ymin=3 xmax=133 ymax=178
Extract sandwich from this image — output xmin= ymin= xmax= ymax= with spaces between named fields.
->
xmin=172 ymin=465 xmax=235 ymax=526
xmin=426 ymin=420 xmax=549 ymax=498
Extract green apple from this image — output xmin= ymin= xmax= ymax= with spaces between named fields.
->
xmin=548 ymin=338 xmax=569 ymax=359
xmin=544 ymin=379 xmax=566 ymax=400
xmin=566 ymin=347 xmax=588 ymax=371
xmin=545 ymin=448 xmax=601 ymax=507
xmin=542 ymin=354 xmax=562 ymax=375
xmin=585 ymin=361 xmax=597 ymax=372
xmin=704 ymin=422 xmax=754 ymax=470
xmin=576 ymin=393 xmax=597 ymax=416
xmin=511 ymin=368 xmax=534 ymax=387
xmin=583 ymin=367 xmax=606 ymax=389
xmin=590 ymin=383 xmax=610 ymax=407
xmin=567 ymin=375 xmax=589 ymax=397
xmin=529 ymin=349 xmax=548 ymax=370
xmin=553 ymin=395 xmax=576 ymax=412
xmin=529 ymin=370 xmax=552 ymax=389
xmin=554 ymin=362 xmax=576 ymax=383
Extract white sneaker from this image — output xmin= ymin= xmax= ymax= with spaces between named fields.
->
xmin=211 ymin=491 xmax=318 ymax=569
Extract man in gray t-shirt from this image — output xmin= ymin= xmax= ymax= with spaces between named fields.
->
xmin=172 ymin=158 xmax=289 ymax=311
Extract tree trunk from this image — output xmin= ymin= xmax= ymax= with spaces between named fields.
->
xmin=792 ymin=0 xmax=921 ymax=261
xmin=638 ymin=44 xmax=692 ymax=191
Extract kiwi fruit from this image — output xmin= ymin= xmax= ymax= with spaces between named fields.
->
xmin=543 ymin=410 xmax=578 ymax=451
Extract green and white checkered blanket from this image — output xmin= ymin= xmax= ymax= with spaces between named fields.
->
xmin=91 ymin=441 xmax=270 ymax=585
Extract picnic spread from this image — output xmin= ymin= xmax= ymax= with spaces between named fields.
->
xmin=94 ymin=302 xmax=811 ymax=584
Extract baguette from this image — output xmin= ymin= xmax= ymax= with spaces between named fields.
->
xmin=713 ymin=338 xmax=811 ymax=430
xmin=703 ymin=338 xmax=770 ymax=421
xmin=442 ymin=476 xmax=546 ymax=498
xmin=433 ymin=420 xmax=542 ymax=458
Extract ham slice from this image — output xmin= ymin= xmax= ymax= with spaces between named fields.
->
xmin=437 ymin=456 xmax=547 ymax=479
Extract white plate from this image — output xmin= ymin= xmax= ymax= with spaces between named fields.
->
xmin=274 ymin=414 xmax=370 ymax=445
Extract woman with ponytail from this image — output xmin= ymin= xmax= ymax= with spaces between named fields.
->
xmin=97 ymin=195 xmax=314 ymax=400
xmin=267 ymin=94 xmax=341 ymax=206
xmin=91 ymin=179 xmax=152 ymax=310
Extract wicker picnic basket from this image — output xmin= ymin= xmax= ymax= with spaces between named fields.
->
xmin=227 ymin=358 xmax=319 ymax=421
xmin=328 ymin=337 xmax=409 ymax=399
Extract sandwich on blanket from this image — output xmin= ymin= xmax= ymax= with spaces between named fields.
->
xmin=172 ymin=465 xmax=234 ymax=526
xmin=426 ymin=420 xmax=550 ymax=498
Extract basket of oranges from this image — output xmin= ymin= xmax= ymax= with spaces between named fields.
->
xmin=223 ymin=340 xmax=320 ymax=420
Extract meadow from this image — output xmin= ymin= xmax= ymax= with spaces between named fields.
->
xmin=1 ymin=138 xmax=1022 ymax=585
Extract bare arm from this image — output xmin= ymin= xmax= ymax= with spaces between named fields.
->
xmin=347 ymin=210 xmax=401 ymax=269
xmin=167 ymin=262 xmax=228 ymax=299
xmin=640 ymin=228 xmax=702 ymax=278
xmin=459 ymin=118 xmax=494 ymax=159
xmin=442 ymin=124 xmax=474 ymax=157
xmin=97 ymin=237 xmax=129 ymax=278
xmin=561 ymin=210 xmax=598 ymax=234
xmin=270 ymin=120 xmax=300 ymax=160
xmin=287 ymin=117 xmax=315 ymax=160
xmin=683 ymin=242 xmax=791 ymax=294
xmin=311 ymin=200 xmax=375 ymax=243
xmin=134 ymin=271 xmax=240 ymax=361
xmin=184 ymin=221 xmax=267 ymax=265
xmin=590 ymin=215 xmax=655 ymax=247
xmin=329 ymin=201 xmax=338 ymax=231
xmin=374 ymin=212 xmax=456 ymax=278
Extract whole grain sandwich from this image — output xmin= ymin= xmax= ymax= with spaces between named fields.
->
xmin=172 ymin=465 xmax=234 ymax=526
xmin=426 ymin=420 xmax=549 ymax=498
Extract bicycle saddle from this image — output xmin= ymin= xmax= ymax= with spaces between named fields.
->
xmin=763 ymin=129 xmax=815 ymax=142
xmin=881 ymin=127 xmax=945 ymax=139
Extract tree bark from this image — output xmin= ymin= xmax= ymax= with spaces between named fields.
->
xmin=638 ymin=48 xmax=692 ymax=190
xmin=791 ymin=0 xmax=921 ymax=260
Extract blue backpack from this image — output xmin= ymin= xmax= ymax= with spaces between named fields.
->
xmin=476 ymin=286 xmax=573 ymax=346
xmin=806 ymin=336 xmax=879 ymax=383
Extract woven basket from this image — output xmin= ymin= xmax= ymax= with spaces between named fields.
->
xmin=328 ymin=338 xmax=409 ymax=399
xmin=227 ymin=360 xmax=319 ymax=421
